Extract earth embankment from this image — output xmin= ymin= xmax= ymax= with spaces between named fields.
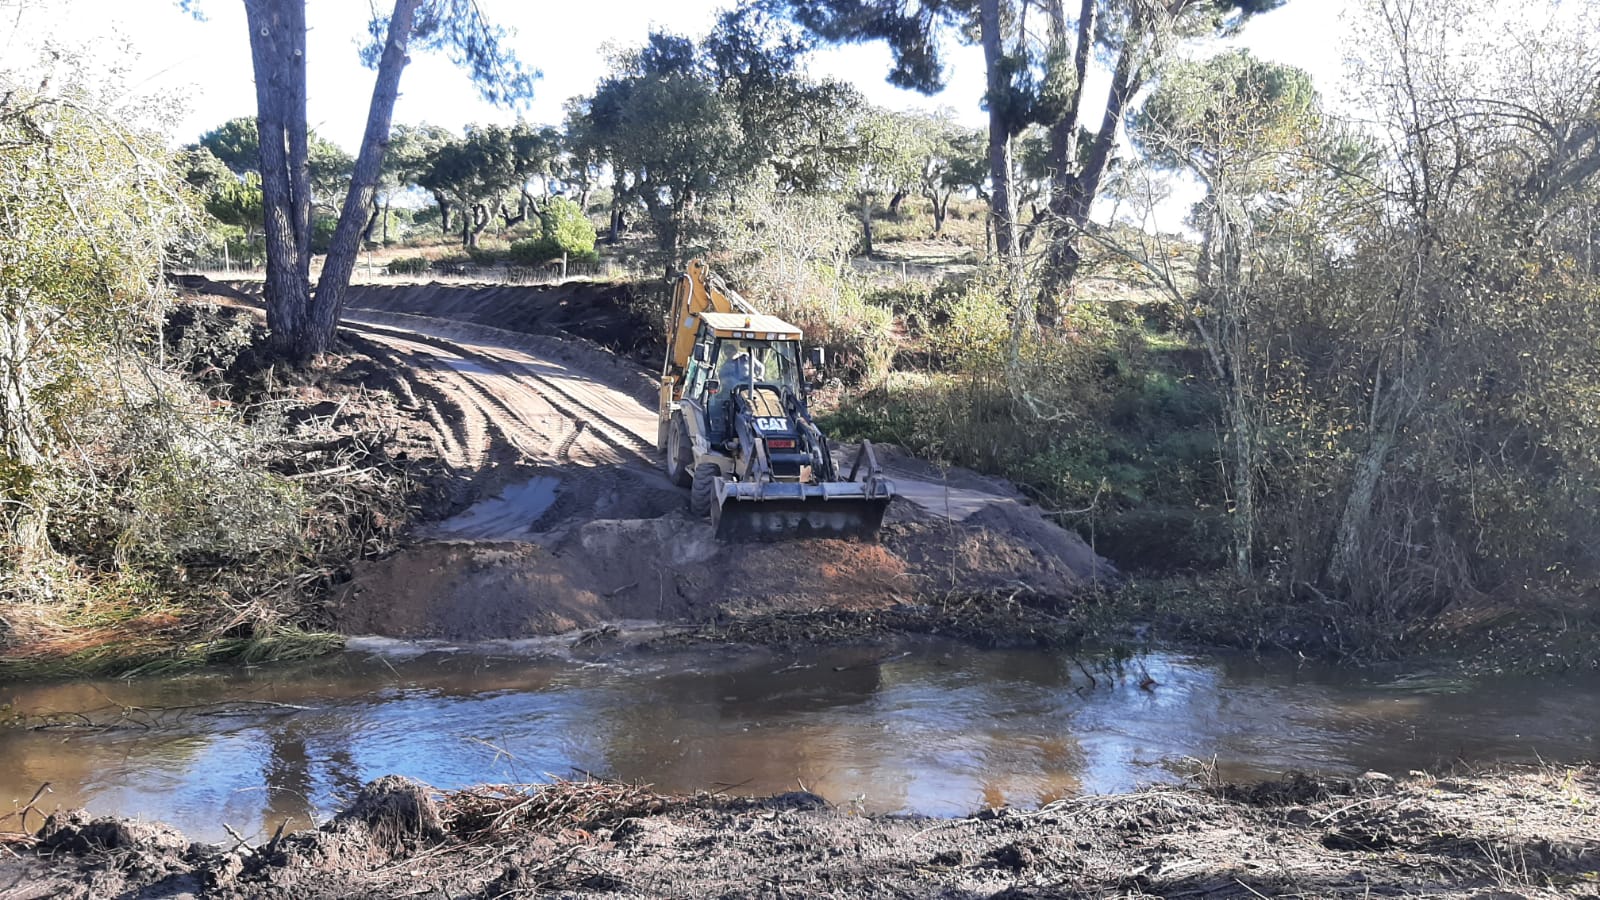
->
xmin=5 ymin=768 xmax=1594 ymax=898
xmin=183 ymin=276 xmax=1113 ymax=644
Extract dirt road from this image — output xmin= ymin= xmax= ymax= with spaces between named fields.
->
xmin=336 ymin=310 xmax=678 ymax=535
xmin=189 ymin=277 xmax=1110 ymax=641
xmin=339 ymin=303 xmax=1044 ymax=537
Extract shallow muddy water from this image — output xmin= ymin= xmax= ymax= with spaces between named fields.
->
xmin=2 ymin=640 xmax=1595 ymax=843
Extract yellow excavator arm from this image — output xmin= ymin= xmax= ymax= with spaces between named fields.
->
xmin=663 ymin=259 xmax=758 ymax=383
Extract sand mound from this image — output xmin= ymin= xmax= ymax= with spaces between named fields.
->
xmin=334 ymin=501 xmax=1112 ymax=640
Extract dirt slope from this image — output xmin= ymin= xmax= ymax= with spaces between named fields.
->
xmin=184 ymin=276 xmax=1113 ymax=641
xmin=224 ymin=278 xmax=664 ymax=363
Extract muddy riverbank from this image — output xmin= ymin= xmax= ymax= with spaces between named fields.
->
xmin=3 ymin=767 xmax=1594 ymax=898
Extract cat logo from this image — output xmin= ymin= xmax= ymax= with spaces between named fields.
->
xmin=755 ymin=416 xmax=787 ymax=432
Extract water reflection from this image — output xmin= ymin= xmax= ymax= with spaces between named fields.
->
xmin=1 ymin=641 xmax=1595 ymax=843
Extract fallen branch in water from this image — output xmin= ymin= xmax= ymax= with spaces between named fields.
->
xmin=0 ymin=782 xmax=53 ymax=839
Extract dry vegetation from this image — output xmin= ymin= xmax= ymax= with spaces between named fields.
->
xmin=5 ymin=767 xmax=1595 ymax=898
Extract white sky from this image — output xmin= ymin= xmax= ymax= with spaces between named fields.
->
xmin=3 ymin=0 xmax=1354 ymax=152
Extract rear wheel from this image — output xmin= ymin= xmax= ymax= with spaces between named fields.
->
xmin=689 ymin=462 xmax=721 ymax=518
xmin=664 ymin=416 xmax=693 ymax=488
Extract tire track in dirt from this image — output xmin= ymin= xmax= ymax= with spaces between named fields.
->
xmin=380 ymin=343 xmax=552 ymax=465
xmin=343 ymin=334 xmax=486 ymax=469
xmin=342 ymin=317 xmax=653 ymax=467
xmin=374 ymin=338 xmax=569 ymax=465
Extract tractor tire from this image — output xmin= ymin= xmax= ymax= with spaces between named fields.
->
xmin=664 ymin=416 xmax=693 ymax=488
xmin=689 ymin=463 xmax=721 ymax=519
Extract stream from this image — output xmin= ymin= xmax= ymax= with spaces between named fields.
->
xmin=2 ymin=638 xmax=1595 ymax=843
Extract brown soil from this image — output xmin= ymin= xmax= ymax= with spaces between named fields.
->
xmin=171 ymin=276 xmax=1113 ymax=647
xmin=221 ymin=278 xmax=665 ymax=364
xmin=5 ymin=768 xmax=1594 ymax=898
xmin=334 ymin=498 xmax=1107 ymax=641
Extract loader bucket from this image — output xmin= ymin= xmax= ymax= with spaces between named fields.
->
xmin=712 ymin=479 xmax=894 ymax=542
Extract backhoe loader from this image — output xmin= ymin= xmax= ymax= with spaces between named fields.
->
xmin=658 ymin=259 xmax=894 ymax=541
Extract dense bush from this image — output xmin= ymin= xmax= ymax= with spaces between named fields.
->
xmin=386 ymin=256 xmax=430 ymax=275
xmin=509 ymin=198 xmax=598 ymax=265
xmin=0 ymin=51 xmax=318 ymax=672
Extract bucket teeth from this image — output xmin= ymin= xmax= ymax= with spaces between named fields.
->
xmin=707 ymin=466 xmax=895 ymax=542
xmin=712 ymin=495 xmax=891 ymax=542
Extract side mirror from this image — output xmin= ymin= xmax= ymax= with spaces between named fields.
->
xmin=706 ymin=378 xmax=722 ymax=396
xmin=805 ymin=346 xmax=825 ymax=369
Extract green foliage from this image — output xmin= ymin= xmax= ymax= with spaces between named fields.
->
xmin=386 ymin=255 xmax=431 ymax=275
xmin=824 ymin=267 xmax=1223 ymax=529
xmin=197 ymin=116 xmax=260 ymax=174
xmin=539 ymin=197 xmax=597 ymax=257
xmin=1134 ymin=49 xmax=1318 ymax=174
xmin=574 ymin=20 xmax=869 ymax=265
xmin=196 ymin=115 xmax=354 ymax=202
xmin=416 ymin=122 xmax=559 ymax=246
xmin=309 ymin=214 xmax=339 ymax=255
xmin=509 ymin=197 xmax=597 ymax=263
xmin=0 ymin=52 xmax=326 ymax=673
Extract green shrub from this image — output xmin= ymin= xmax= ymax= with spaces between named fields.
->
xmin=309 ymin=215 xmax=338 ymax=254
xmin=385 ymin=256 xmax=430 ymax=276
xmin=510 ymin=198 xmax=599 ymax=265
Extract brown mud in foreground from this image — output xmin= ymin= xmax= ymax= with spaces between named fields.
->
xmin=2 ymin=768 xmax=1595 ymax=898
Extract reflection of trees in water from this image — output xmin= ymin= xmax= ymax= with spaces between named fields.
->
xmin=255 ymin=720 xmax=360 ymax=838
xmin=580 ymin=650 xmax=904 ymax=809
xmin=887 ymin=647 xmax=1089 ymax=812
xmin=35 ymin=647 xmax=1596 ymax=826
xmin=246 ymin=658 xmax=572 ymax=838
xmin=582 ymin=646 xmax=1098 ymax=815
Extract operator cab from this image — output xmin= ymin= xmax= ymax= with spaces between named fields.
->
xmin=681 ymin=313 xmax=810 ymax=464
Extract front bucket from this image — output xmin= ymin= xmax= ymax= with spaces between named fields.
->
xmin=712 ymin=480 xmax=893 ymax=542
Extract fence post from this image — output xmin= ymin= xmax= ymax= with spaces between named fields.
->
xmin=561 ymin=252 xmax=568 ymax=281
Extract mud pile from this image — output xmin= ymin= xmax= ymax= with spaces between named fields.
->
xmin=6 ymin=768 xmax=1595 ymax=898
xmin=334 ymin=493 xmax=1111 ymax=641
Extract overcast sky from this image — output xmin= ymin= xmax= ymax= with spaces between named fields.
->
xmin=4 ymin=0 xmax=1354 ymax=152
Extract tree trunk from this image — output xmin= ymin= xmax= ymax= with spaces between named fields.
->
xmin=1326 ymin=426 xmax=1396 ymax=590
xmin=500 ymin=190 xmax=531 ymax=227
xmin=381 ymin=195 xmax=391 ymax=244
xmin=1034 ymin=0 xmax=1096 ymax=327
xmin=932 ymin=193 xmax=948 ymax=234
xmin=1038 ymin=0 xmax=1140 ymax=327
xmin=361 ymin=200 xmax=381 ymax=244
xmin=0 ymin=303 xmax=40 ymax=468
xmin=245 ymin=0 xmax=313 ymax=359
xmin=432 ymin=189 xmax=451 ymax=233
xmin=979 ymin=0 xmax=1017 ymax=260
xmin=1225 ymin=380 xmax=1256 ymax=579
xmin=607 ymin=173 xmax=628 ymax=243
xmin=859 ymin=196 xmax=875 ymax=256
xmin=887 ymin=188 xmax=907 ymax=217
xmin=660 ymin=211 xmax=681 ymax=279
xmin=310 ymin=0 xmax=423 ymax=357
